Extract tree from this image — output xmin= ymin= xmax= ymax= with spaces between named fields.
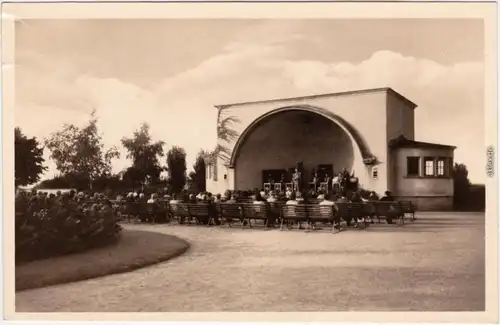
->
xmin=452 ymin=163 xmax=471 ymax=209
xmin=15 ymin=127 xmax=47 ymax=187
xmin=190 ymin=149 xmax=207 ymax=193
xmin=121 ymin=123 xmax=165 ymax=186
xmin=166 ymin=146 xmax=187 ymax=194
xmin=212 ymin=109 xmax=240 ymax=163
xmin=44 ymin=110 xmax=120 ymax=189
xmin=121 ymin=166 xmax=145 ymax=190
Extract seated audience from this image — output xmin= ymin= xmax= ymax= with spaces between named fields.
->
xmin=368 ymin=191 xmax=379 ymax=201
xmin=350 ymin=191 xmax=362 ymax=203
xmin=380 ymin=191 xmax=395 ymax=201
xmin=295 ymin=192 xmax=305 ymax=204
xmin=286 ymin=192 xmax=298 ymax=205
xmin=169 ymin=194 xmax=181 ymax=204
xmin=226 ymin=194 xmax=238 ymax=204
xmin=267 ymin=191 xmax=277 ymax=203
xmin=336 ymin=192 xmax=349 ymax=203
xmin=253 ymin=193 xmax=266 ymax=205
xmin=315 ymin=193 xmax=338 ymax=229
xmin=188 ymin=194 xmax=197 ymax=203
xmin=319 ymin=193 xmax=336 ymax=206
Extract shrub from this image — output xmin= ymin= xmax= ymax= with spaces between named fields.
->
xmin=15 ymin=193 xmax=122 ymax=264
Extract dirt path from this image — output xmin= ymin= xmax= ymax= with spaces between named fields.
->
xmin=16 ymin=213 xmax=485 ymax=312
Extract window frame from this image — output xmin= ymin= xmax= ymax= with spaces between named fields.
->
xmin=436 ymin=157 xmax=446 ymax=177
xmin=406 ymin=156 xmax=420 ymax=177
xmin=424 ymin=157 xmax=435 ymax=176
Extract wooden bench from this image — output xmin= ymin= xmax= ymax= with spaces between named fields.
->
xmin=122 ymin=202 xmax=141 ymax=222
xmin=267 ymin=202 xmax=283 ymax=227
xmin=218 ymin=203 xmax=244 ymax=227
xmin=308 ymin=198 xmax=321 ymax=205
xmin=348 ymin=202 xmax=371 ymax=228
xmin=363 ymin=201 xmax=377 ymax=220
xmin=169 ymin=203 xmax=191 ymax=224
xmin=187 ymin=203 xmax=212 ymax=225
xmin=280 ymin=204 xmax=309 ymax=231
xmin=240 ymin=203 xmax=270 ymax=228
xmin=307 ymin=204 xmax=340 ymax=233
xmin=374 ymin=201 xmax=404 ymax=225
xmin=399 ymin=200 xmax=416 ymax=221
xmin=145 ymin=202 xmax=169 ymax=223
xmin=237 ymin=198 xmax=253 ymax=204
xmin=335 ymin=202 xmax=352 ymax=226
xmin=136 ymin=201 xmax=149 ymax=222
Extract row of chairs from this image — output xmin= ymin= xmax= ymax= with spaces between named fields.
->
xmin=115 ymin=200 xmax=416 ymax=233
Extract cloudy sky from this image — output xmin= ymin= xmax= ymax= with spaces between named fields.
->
xmin=15 ymin=19 xmax=485 ymax=183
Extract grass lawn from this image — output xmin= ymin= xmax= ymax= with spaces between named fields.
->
xmin=15 ymin=230 xmax=190 ymax=291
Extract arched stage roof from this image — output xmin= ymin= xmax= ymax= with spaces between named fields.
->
xmin=228 ymin=105 xmax=376 ymax=168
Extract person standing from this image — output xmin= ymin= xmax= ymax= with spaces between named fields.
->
xmin=324 ymin=173 xmax=331 ymax=192
xmin=292 ymin=168 xmax=302 ymax=192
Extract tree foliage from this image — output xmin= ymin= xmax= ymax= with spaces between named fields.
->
xmin=166 ymin=146 xmax=187 ymax=194
xmin=36 ymin=174 xmax=74 ymax=190
xmin=190 ymin=149 xmax=207 ymax=193
xmin=44 ymin=111 xmax=120 ymax=188
xmin=452 ymin=163 xmax=471 ymax=209
xmin=36 ymin=172 xmax=123 ymax=192
xmin=213 ymin=110 xmax=240 ymax=163
xmin=121 ymin=123 xmax=165 ymax=186
xmin=15 ymin=127 xmax=47 ymax=187
xmin=121 ymin=166 xmax=146 ymax=189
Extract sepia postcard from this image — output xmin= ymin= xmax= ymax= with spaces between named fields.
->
xmin=2 ymin=1 xmax=498 ymax=323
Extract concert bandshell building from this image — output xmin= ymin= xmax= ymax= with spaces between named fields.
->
xmin=206 ymin=87 xmax=456 ymax=211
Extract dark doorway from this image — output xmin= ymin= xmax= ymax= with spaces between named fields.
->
xmin=317 ymin=164 xmax=334 ymax=180
xmin=262 ymin=169 xmax=287 ymax=186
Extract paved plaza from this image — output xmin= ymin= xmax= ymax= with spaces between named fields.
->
xmin=16 ymin=212 xmax=485 ymax=312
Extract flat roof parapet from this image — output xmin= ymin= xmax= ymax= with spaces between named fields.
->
xmin=215 ymin=87 xmax=418 ymax=110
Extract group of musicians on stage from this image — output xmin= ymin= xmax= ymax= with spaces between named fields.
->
xmin=264 ymin=167 xmax=358 ymax=194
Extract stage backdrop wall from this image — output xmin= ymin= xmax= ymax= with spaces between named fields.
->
xmin=234 ymin=110 xmax=353 ymax=190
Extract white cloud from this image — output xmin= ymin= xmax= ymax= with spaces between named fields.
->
xmin=17 ymin=43 xmax=484 ymax=183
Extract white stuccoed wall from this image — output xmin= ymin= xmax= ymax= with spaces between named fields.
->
xmin=207 ymin=89 xmax=417 ymax=197
xmin=386 ymin=93 xmax=416 ymax=193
